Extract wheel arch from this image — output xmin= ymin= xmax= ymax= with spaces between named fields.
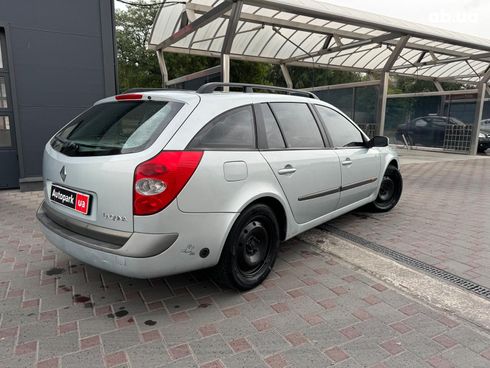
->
xmin=239 ymin=196 xmax=288 ymax=241
xmin=388 ymin=159 xmax=398 ymax=169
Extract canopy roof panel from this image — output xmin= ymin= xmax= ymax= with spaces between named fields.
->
xmin=149 ymin=0 xmax=490 ymax=84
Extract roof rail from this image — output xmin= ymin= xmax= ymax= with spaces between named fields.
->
xmin=196 ymin=83 xmax=319 ymax=99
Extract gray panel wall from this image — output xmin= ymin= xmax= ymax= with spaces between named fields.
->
xmin=0 ymin=0 xmax=117 ymax=183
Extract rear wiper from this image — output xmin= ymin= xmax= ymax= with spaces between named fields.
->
xmin=72 ymin=142 xmax=121 ymax=150
xmin=53 ymin=136 xmax=68 ymax=146
xmin=54 ymin=136 xmax=120 ymax=150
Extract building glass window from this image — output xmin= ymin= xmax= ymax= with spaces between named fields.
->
xmin=0 ymin=116 xmax=12 ymax=147
xmin=0 ymin=77 xmax=8 ymax=108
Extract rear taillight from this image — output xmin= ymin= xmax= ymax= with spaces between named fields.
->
xmin=133 ymin=151 xmax=203 ymax=216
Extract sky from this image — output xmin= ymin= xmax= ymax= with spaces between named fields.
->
xmin=115 ymin=0 xmax=490 ymax=40
xmin=321 ymin=0 xmax=489 ymax=40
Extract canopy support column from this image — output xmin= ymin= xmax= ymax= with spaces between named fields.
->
xmin=469 ymin=81 xmax=487 ymax=155
xmin=220 ymin=0 xmax=242 ymax=89
xmin=376 ymin=72 xmax=389 ymax=136
xmin=280 ymin=64 xmax=293 ymax=88
xmin=156 ymin=50 xmax=168 ymax=88
xmin=221 ymin=54 xmax=230 ymax=84
xmin=376 ymin=35 xmax=410 ymax=136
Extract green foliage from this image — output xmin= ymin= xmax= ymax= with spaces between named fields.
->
xmin=115 ymin=1 xmax=216 ymax=91
xmin=115 ymin=0 xmax=161 ymax=91
xmin=389 ymin=76 xmax=464 ymax=94
xmin=285 ymin=66 xmax=363 ymax=89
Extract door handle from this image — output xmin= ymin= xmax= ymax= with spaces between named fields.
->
xmin=278 ymin=165 xmax=296 ymax=175
xmin=342 ymin=158 xmax=353 ymax=166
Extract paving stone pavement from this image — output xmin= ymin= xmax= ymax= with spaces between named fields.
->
xmin=0 ymin=184 xmax=489 ymax=367
xmin=329 ymin=158 xmax=490 ymax=289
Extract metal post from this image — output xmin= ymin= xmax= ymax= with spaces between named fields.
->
xmin=280 ymin=64 xmax=293 ymax=88
xmin=376 ymin=72 xmax=389 ymax=136
xmin=433 ymin=80 xmax=444 ymax=92
xmin=221 ymin=53 xmax=230 ymax=84
xmin=156 ymin=50 xmax=168 ymax=87
xmin=469 ymin=82 xmax=486 ymax=155
xmin=375 ymin=36 xmax=409 ymax=136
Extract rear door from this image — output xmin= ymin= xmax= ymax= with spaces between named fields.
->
xmin=426 ymin=117 xmax=446 ymax=147
xmin=43 ymin=97 xmax=194 ymax=232
xmin=413 ymin=117 xmax=437 ymax=146
xmin=258 ymin=102 xmax=341 ymax=224
xmin=314 ymin=105 xmax=380 ymax=209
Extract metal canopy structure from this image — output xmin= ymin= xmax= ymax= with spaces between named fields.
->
xmin=149 ymin=0 xmax=490 ymax=154
xmin=150 ymin=0 xmax=490 ymax=84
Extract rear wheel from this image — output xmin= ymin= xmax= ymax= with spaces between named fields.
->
xmin=369 ymin=166 xmax=403 ymax=212
xmin=214 ymin=204 xmax=280 ymax=291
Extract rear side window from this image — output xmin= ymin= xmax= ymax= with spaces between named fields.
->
xmin=51 ymin=101 xmax=183 ymax=156
xmin=255 ymin=103 xmax=286 ymax=149
xmin=269 ymin=103 xmax=324 ymax=149
xmin=315 ymin=105 xmax=364 ymax=147
xmin=188 ymin=106 xmax=255 ymax=150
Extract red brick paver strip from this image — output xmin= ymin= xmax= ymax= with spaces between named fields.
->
xmin=169 ymin=343 xmax=192 ymax=360
xmin=104 ymin=351 xmax=127 ymax=367
xmin=324 ymin=346 xmax=349 ymax=362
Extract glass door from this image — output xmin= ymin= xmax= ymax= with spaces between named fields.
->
xmin=0 ymin=28 xmax=19 ymax=188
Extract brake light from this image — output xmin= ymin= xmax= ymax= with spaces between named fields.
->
xmin=115 ymin=94 xmax=143 ymax=101
xmin=133 ymin=151 xmax=203 ymax=216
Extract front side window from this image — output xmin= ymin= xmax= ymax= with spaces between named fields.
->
xmin=188 ymin=105 xmax=255 ymax=150
xmin=51 ymin=101 xmax=184 ymax=157
xmin=431 ymin=118 xmax=449 ymax=127
xmin=269 ymin=103 xmax=324 ymax=149
xmin=414 ymin=119 xmax=429 ymax=128
xmin=315 ymin=105 xmax=364 ymax=148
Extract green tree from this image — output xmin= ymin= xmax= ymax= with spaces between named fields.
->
xmin=115 ymin=1 xmax=161 ymax=91
xmin=115 ymin=0 xmax=217 ymax=91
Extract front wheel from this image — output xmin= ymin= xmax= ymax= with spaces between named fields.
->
xmin=369 ymin=166 xmax=403 ymax=212
xmin=213 ymin=204 xmax=280 ymax=291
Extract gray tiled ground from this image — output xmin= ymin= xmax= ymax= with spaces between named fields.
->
xmin=0 ymin=176 xmax=489 ymax=367
xmin=328 ymin=158 xmax=490 ymax=289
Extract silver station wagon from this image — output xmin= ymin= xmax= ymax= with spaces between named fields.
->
xmin=37 ymin=83 xmax=402 ymax=290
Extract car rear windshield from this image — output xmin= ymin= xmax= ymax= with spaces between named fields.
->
xmin=51 ymin=100 xmax=184 ymax=156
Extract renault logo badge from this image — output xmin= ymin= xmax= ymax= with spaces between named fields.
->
xmin=60 ymin=166 xmax=67 ymax=182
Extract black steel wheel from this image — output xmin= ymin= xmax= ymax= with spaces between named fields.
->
xmin=214 ymin=204 xmax=280 ymax=290
xmin=369 ymin=166 xmax=403 ymax=212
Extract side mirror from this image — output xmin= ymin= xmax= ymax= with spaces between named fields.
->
xmin=367 ymin=136 xmax=389 ymax=148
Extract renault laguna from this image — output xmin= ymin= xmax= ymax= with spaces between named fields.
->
xmin=37 ymin=83 xmax=402 ymax=290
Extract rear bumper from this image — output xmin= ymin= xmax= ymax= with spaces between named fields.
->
xmin=37 ymin=201 xmax=238 ymax=279
xmin=37 ymin=202 xmax=178 ymax=258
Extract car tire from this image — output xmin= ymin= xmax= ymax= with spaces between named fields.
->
xmin=368 ymin=165 xmax=403 ymax=212
xmin=213 ymin=204 xmax=280 ymax=291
